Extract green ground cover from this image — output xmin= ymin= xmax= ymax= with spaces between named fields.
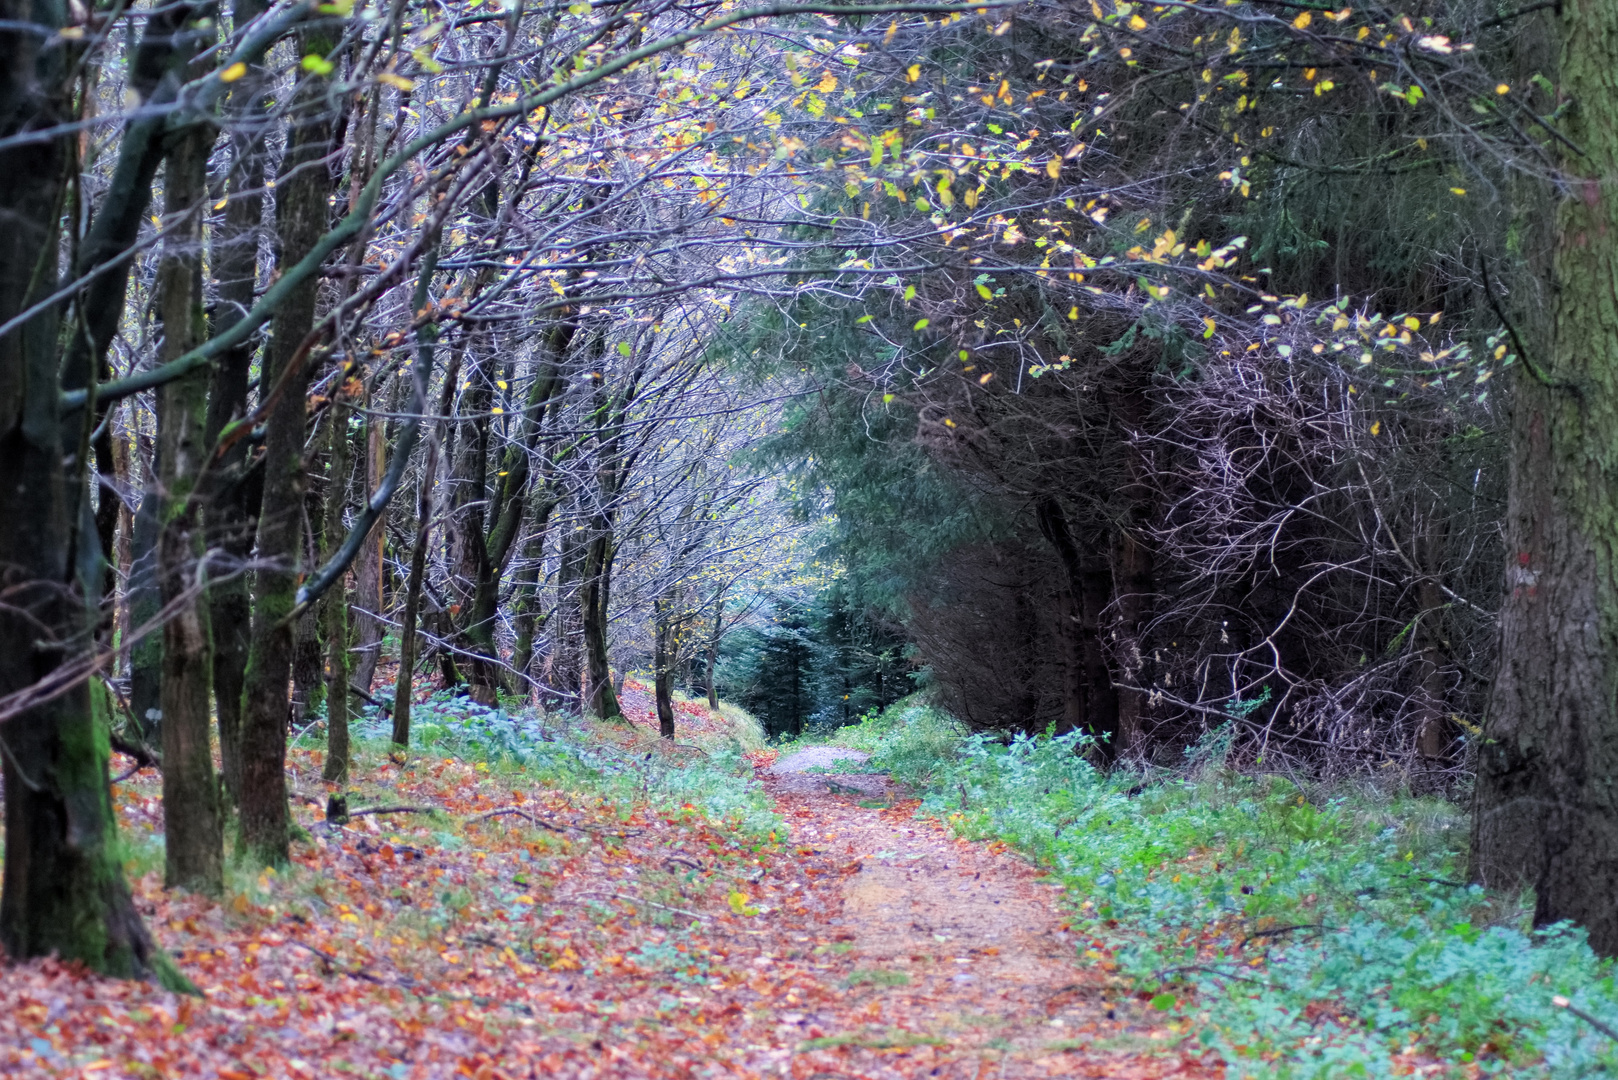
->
xmin=822 ymin=698 xmax=1618 ymax=1079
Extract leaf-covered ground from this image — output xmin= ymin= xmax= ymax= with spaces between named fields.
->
xmin=0 ymin=693 xmax=1213 ymax=1079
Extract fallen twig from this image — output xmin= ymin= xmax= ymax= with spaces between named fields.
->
xmin=573 ymin=890 xmax=712 ymax=921
xmin=1554 ymin=995 xmax=1618 ymax=1042
xmin=1239 ymin=923 xmax=1336 ymax=947
xmin=469 ymin=807 xmax=569 ymax=832
xmin=109 ymin=732 xmax=158 ymax=783
xmin=348 ymin=682 xmax=390 ymax=711
xmin=349 ymin=804 xmax=439 ymax=818
xmin=287 ymin=940 xmax=417 ymax=989
xmin=1156 ymin=963 xmax=1273 ymax=987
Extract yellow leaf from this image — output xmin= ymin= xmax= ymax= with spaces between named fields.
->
xmin=378 ymin=72 xmax=416 ymax=91
xmin=1496 ymin=83 xmax=1510 ymax=95
xmin=905 ymin=64 xmax=921 ymax=82
xmin=1450 ymin=187 xmax=1466 ymax=196
xmin=1292 ymin=10 xmax=1312 ymax=29
xmin=816 ymin=71 xmax=837 ymax=93
xmin=976 ymin=283 xmax=993 ymax=300
xmin=964 ymin=187 xmax=978 ymax=209
xmin=1046 ymin=157 xmax=1061 ymax=178
xmin=979 ymin=372 xmax=994 ymax=384
xmin=219 ymin=62 xmax=248 ymax=83
xmin=1128 ymin=13 xmax=1146 ymax=29
xmin=1202 ymin=317 xmax=1216 ymax=339
xmin=1370 ymin=420 xmax=1382 ymax=435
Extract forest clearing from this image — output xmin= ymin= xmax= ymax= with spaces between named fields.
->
xmin=9 ymin=0 xmax=1618 ymax=1075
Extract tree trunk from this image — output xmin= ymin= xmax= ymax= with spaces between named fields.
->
xmin=349 ymin=378 xmax=391 ymax=693
xmin=546 ymin=515 xmax=585 ymax=712
xmin=654 ymin=595 xmax=676 ymax=739
xmin=126 ymin=492 xmax=163 ymax=745
xmin=204 ymin=0 xmax=270 ymax=807
xmin=1472 ymin=0 xmax=1618 ymax=955
xmin=509 ymin=504 xmax=554 ymax=694
xmin=1111 ymin=529 xmax=1154 ymax=759
xmin=1035 ymin=497 xmax=1120 ymax=760
xmin=157 ymin=122 xmax=223 ymax=896
xmin=238 ymin=36 xmax=336 ymax=867
xmin=451 ymin=357 xmax=498 ymax=704
xmin=0 ymin=13 xmax=170 ymax=981
xmin=63 ymin=1 xmax=207 ymax=621
xmin=322 ymin=396 xmax=352 ymax=783
xmin=581 ymin=529 xmax=621 ymax=719
xmin=705 ymin=596 xmax=724 ymax=711
xmin=392 ymin=436 xmax=438 ymax=748
xmin=291 ymin=457 xmax=326 ymax=728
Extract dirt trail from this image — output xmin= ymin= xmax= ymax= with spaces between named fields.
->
xmin=760 ymin=751 xmax=1217 ymax=1079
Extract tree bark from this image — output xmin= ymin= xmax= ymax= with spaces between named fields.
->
xmin=322 ymin=396 xmax=352 ymax=783
xmin=349 ymin=378 xmax=391 ymax=693
xmin=581 ymin=528 xmax=622 ymax=719
xmin=126 ymin=492 xmax=163 ymax=745
xmin=157 ymin=121 xmax=223 ymax=896
xmin=204 ymin=0 xmax=271 ymax=807
xmin=654 ymin=595 xmax=676 ymax=738
xmin=238 ymin=35 xmax=337 ymax=866
xmin=705 ymin=594 xmax=725 ymax=711
xmin=392 ymin=436 xmax=438 ymax=748
xmin=546 ymin=513 xmax=585 ymax=711
xmin=0 ymin=9 xmax=171 ymax=982
xmin=290 ymin=455 xmax=326 ymax=727
xmin=1035 ymin=497 xmax=1120 ymax=759
xmin=1471 ymin=0 xmax=1618 ymax=955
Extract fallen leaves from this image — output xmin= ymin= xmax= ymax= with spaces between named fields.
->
xmin=1 ymin=691 xmax=1216 ymax=1078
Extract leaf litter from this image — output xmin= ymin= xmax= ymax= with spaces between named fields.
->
xmin=0 ymin=689 xmax=1217 ymax=1079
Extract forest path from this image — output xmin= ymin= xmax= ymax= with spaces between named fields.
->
xmin=758 ymin=751 xmax=1216 ymax=1079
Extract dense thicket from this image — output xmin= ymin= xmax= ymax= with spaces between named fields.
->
xmin=746 ymin=0 xmax=1535 ymax=779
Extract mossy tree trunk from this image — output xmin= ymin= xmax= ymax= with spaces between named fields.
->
xmin=0 ymin=6 xmax=171 ymax=982
xmin=157 ymin=121 xmax=223 ymax=896
xmin=1472 ymin=0 xmax=1618 ymax=955
xmin=239 ymin=34 xmax=336 ymax=867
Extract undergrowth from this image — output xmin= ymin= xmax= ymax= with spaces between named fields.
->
xmin=296 ymin=690 xmax=781 ymax=840
xmin=835 ymin=696 xmax=1618 ymax=1079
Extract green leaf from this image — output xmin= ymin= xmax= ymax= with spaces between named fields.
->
xmin=903 ymin=284 xmax=917 ymax=301
xmin=301 ymin=54 xmax=335 ymax=76
xmin=913 ymin=318 xmax=929 ymax=331
xmin=617 ymin=342 xmax=632 ymax=356
xmin=975 ymin=283 xmax=993 ymax=300
xmin=1150 ymin=993 xmax=1176 ymax=1011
